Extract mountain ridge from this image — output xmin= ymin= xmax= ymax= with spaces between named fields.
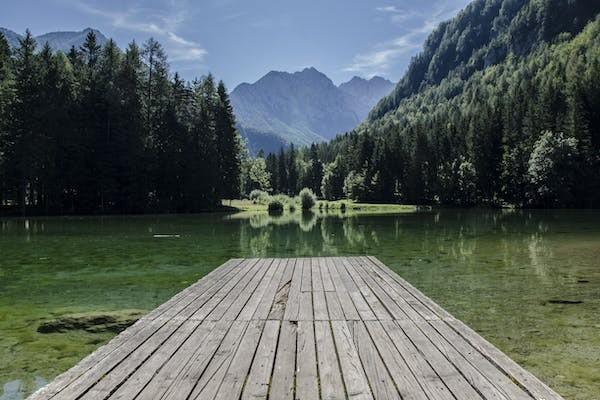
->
xmin=231 ymin=68 xmax=393 ymax=154
xmin=0 ymin=27 xmax=108 ymax=52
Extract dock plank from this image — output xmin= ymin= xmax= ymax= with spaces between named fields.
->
xmin=315 ymin=321 xmax=346 ymax=399
xmin=296 ymin=320 xmax=319 ymax=400
xmin=29 ymin=257 xmax=563 ymax=400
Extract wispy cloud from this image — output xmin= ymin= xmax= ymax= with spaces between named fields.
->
xmin=345 ymin=1 xmax=464 ymax=77
xmin=73 ymin=0 xmax=207 ymax=63
xmin=376 ymin=6 xmax=401 ymax=13
xmin=375 ymin=5 xmax=418 ymax=24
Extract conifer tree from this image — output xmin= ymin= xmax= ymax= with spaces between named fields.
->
xmin=216 ymin=80 xmax=241 ymax=201
xmin=8 ymin=30 xmax=39 ymax=214
xmin=287 ymin=143 xmax=298 ymax=195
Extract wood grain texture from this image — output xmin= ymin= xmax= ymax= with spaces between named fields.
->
xmin=28 ymin=257 xmax=562 ymax=400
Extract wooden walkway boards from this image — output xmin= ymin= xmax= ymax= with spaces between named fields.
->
xmin=29 ymin=256 xmax=564 ymax=400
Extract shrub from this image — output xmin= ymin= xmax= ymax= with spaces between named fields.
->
xmin=527 ymin=131 xmax=579 ymax=207
xmin=267 ymin=198 xmax=284 ymax=214
xmin=249 ymin=189 xmax=269 ymax=204
xmin=299 ymin=188 xmax=316 ymax=210
xmin=321 ymin=157 xmax=345 ymax=200
xmin=288 ymin=203 xmax=296 ymax=212
xmin=343 ymin=170 xmax=367 ymax=201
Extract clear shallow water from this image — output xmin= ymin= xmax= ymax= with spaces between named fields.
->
xmin=0 ymin=210 xmax=599 ymax=399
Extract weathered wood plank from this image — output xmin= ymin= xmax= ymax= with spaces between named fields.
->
xmin=84 ymin=319 xmax=202 ymax=399
xmin=331 ymin=321 xmax=373 ymax=400
xmin=133 ymin=320 xmax=220 ymax=400
xmin=344 ymin=257 xmax=392 ymax=320
xmin=192 ymin=258 xmax=262 ymax=320
xmin=253 ymin=258 xmax=286 ymax=320
xmin=380 ymin=320 xmax=453 ymax=400
xmin=298 ymin=291 xmax=313 ymax=321
xmin=241 ymin=320 xmax=280 ymax=400
xmin=318 ymin=257 xmax=335 ymax=291
xmin=220 ymin=258 xmax=274 ymax=320
xmin=269 ymin=321 xmax=297 ymax=400
xmin=326 ymin=257 xmax=360 ymax=320
xmin=32 ymin=257 xmax=563 ymax=400
xmin=212 ymin=320 xmax=265 ymax=400
xmin=268 ymin=258 xmax=295 ymax=320
xmin=364 ymin=320 xmax=429 ymax=400
xmin=350 ymin=257 xmax=410 ymax=320
xmin=52 ymin=318 xmax=172 ymax=400
xmin=429 ymin=319 xmax=532 ymax=399
xmin=324 ymin=290 xmax=345 ymax=321
xmin=349 ymin=321 xmax=400 ymax=400
xmin=184 ymin=320 xmax=248 ymax=400
xmin=311 ymin=257 xmax=324 ymax=291
xmin=313 ymin=290 xmax=329 ymax=320
xmin=315 ymin=321 xmax=346 ymax=399
xmin=237 ymin=258 xmax=277 ymax=320
xmin=296 ymin=320 xmax=319 ymax=400
xmin=300 ymin=258 xmax=312 ymax=293
xmin=398 ymin=319 xmax=500 ymax=400
xmin=283 ymin=258 xmax=302 ymax=321
xmin=332 ymin=257 xmax=376 ymax=320
xmin=159 ymin=320 xmax=236 ymax=400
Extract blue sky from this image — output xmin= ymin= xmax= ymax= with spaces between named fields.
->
xmin=2 ymin=0 xmax=471 ymax=89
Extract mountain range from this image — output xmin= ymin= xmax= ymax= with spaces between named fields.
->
xmin=230 ymin=68 xmax=393 ymax=154
xmin=0 ymin=27 xmax=107 ymax=53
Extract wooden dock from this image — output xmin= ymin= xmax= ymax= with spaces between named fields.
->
xmin=29 ymin=256 xmax=563 ymax=400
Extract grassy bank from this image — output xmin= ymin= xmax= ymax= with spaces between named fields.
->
xmin=223 ymin=199 xmax=417 ymax=214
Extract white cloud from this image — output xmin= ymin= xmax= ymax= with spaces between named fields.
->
xmin=345 ymin=1 xmax=465 ymax=76
xmin=376 ymin=6 xmax=401 ymax=13
xmin=73 ymin=0 xmax=207 ymax=63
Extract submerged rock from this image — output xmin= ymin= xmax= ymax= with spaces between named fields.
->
xmin=546 ymin=300 xmax=583 ymax=305
xmin=37 ymin=310 xmax=145 ymax=334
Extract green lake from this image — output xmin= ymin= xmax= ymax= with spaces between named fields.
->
xmin=0 ymin=209 xmax=598 ymax=399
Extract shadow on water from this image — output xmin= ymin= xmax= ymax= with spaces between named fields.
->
xmin=1 ymin=209 xmax=599 ymax=399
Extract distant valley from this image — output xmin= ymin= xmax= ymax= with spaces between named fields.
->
xmin=230 ymin=68 xmax=394 ymax=154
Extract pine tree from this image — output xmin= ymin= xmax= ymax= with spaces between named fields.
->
xmin=265 ymin=152 xmax=278 ymax=192
xmin=305 ymin=144 xmax=324 ymax=196
xmin=216 ymin=80 xmax=241 ymax=201
xmin=8 ymin=30 xmax=40 ymax=214
xmin=287 ymin=143 xmax=298 ymax=195
xmin=0 ymin=32 xmax=13 ymax=206
xmin=277 ymin=148 xmax=288 ymax=194
xmin=117 ymin=41 xmax=146 ymax=212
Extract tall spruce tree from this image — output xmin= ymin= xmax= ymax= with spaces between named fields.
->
xmin=8 ymin=30 xmax=40 ymax=214
xmin=0 ymin=32 xmax=13 ymax=206
xmin=287 ymin=143 xmax=298 ymax=195
xmin=216 ymin=80 xmax=241 ymax=201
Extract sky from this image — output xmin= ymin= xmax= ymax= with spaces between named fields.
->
xmin=2 ymin=0 xmax=471 ymax=89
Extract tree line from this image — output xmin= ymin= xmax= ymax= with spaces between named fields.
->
xmin=0 ymin=30 xmax=242 ymax=215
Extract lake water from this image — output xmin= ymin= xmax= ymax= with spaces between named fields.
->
xmin=0 ymin=209 xmax=598 ymax=399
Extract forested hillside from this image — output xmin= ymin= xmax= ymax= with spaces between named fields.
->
xmin=273 ymin=0 xmax=600 ymax=208
xmin=0 ymin=30 xmax=242 ymax=215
